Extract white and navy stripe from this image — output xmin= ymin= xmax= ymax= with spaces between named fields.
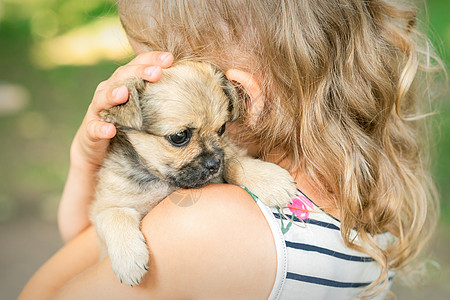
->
xmin=254 ymin=190 xmax=395 ymax=300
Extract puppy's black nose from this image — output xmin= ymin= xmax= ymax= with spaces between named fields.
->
xmin=204 ymin=158 xmax=221 ymax=175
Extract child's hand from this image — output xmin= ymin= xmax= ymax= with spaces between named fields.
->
xmin=58 ymin=52 xmax=173 ymax=242
xmin=70 ymin=52 xmax=174 ymax=171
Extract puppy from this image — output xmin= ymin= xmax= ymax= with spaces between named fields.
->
xmin=90 ymin=61 xmax=296 ymax=286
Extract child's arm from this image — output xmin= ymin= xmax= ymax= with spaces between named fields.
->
xmin=58 ymin=52 xmax=174 ymax=242
xmin=19 ymin=186 xmax=276 ymax=300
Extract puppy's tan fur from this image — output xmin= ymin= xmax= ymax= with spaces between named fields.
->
xmin=90 ymin=61 xmax=296 ymax=286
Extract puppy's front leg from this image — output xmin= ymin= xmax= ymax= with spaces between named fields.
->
xmin=94 ymin=206 xmax=148 ymax=286
xmin=223 ymin=142 xmax=297 ymax=207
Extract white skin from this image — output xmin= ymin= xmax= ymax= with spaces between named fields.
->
xmin=19 ymin=38 xmax=338 ymax=300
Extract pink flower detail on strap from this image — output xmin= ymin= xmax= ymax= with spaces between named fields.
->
xmin=288 ymin=194 xmax=314 ymax=220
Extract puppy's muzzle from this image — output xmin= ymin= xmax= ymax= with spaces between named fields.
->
xmin=167 ymin=150 xmax=224 ymax=189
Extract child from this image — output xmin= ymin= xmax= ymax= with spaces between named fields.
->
xmin=20 ymin=0 xmax=443 ymax=299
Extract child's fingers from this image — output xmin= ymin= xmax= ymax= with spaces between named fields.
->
xmin=110 ymin=64 xmax=163 ymax=83
xmin=86 ymin=119 xmax=116 ymax=143
xmin=110 ymin=85 xmax=129 ymax=106
xmin=67 ymin=52 xmax=174 ymax=170
xmin=131 ymin=51 xmax=174 ymax=68
xmin=90 ymin=84 xmax=128 ymax=114
xmin=107 ymin=52 xmax=172 ymax=85
xmin=89 ymin=52 xmax=173 ymax=116
xmin=91 ymin=64 xmax=163 ymax=113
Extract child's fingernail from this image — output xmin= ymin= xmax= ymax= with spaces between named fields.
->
xmin=102 ymin=124 xmax=114 ymax=137
xmin=112 ymin=86 xmax=127 ymax=100
xmin=112 ymin=87 xmax=119 ymax=98
xmin=160 ymin=53 xmax=171 ymax=63
xmin=144 ymin=66 xmax=157 ymax=77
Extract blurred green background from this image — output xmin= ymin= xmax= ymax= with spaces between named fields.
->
xmin=0 ymin=0 xmax=449 ymax=299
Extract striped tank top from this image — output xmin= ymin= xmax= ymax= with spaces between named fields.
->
xmin=246 ymin=188 xmax=395 ymax=300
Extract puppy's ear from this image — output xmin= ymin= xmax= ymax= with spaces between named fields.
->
xmin=100 ymin=78 xmax=146 ymax=129
xmin=219 ymin=73 xmax=241 ymax=122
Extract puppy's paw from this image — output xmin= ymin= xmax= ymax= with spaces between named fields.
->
xmin=108 ymin=230 xmax=149 ymax=286
xmin=242 ymin=160 xmax=297 ymax=207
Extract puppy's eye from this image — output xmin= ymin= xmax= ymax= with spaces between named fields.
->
xmin=218 ymin=123 xmax=226 ymax=136
xmin=166 ymin=129 xmax=192 ymax=147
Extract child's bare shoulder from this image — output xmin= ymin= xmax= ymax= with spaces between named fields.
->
xmin=141 ymin=183 xmax=276 ymax=299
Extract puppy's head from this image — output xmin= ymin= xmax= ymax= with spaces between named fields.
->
xmin=101 ymin=61 xmax=240 ymax=188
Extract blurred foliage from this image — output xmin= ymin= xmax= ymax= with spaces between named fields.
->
xmin=425 ymin=0 xmax=450 ymax=63
xmin=0 ymin=0 xmax=124 ymax=221
xmin=1 ymin=0 xmax=117 ymax=33
xmin=424 ymin=0 xmax=450 ymax=223
xmin=0 ymin=0 xmax=449 ymax=224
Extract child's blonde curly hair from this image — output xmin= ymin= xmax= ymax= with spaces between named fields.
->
xmin=118 ymin=0 xmax=444 ymax=297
